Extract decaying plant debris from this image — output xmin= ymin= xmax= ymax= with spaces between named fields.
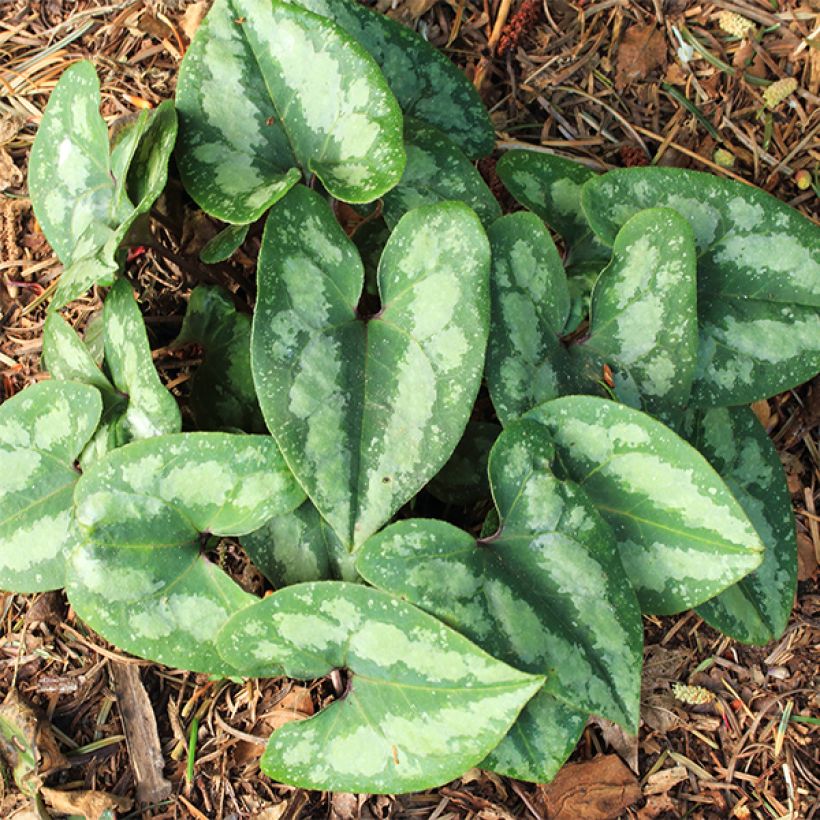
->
xmin=0 ymin=1 xmax=817 ymax=818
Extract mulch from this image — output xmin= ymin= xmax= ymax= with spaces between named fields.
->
xmin=0 ymin=1 xmax=817 ymax=818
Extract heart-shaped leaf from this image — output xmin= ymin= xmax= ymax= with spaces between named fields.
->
xmin=486 ymin=212 xmax=574 ymax=424
xmin=288 ymin=0 xmax=494 ymax=159
xmin=175 ymin=0 xmax=405 ymax=224
xmin=577 ymin=208 xmax=698 ymax=411
xmin=29 ymin=61 xmax=177 ymax=308
xmin=482 ymin=688 xmax=586 ymax=783
xmin=217 ymin=581 xmax=543 ymax=793
xmin=240 ymin=499 xmax=354 ymax=585
xmin=199 ymin=223 xmax=250 ymax=263
xmin=686 ymin=407 xmax=797 ymax=644
xmin=580 ymin=167 xmax=820 ymax=406
xmin=427 ymin=421 xmax=499 ymax=506
xmin=173 ymin=285 xmax=264 ymax=432
xmin=103 ymin=279 xmax=181 ymax=442
xmin=0 ymin=381 xmax=101 ymax=592
xmin=252 ymin=186 xmax=490 ymax=548
xmin=68 ymin=432 xmax=305 ymax=672
xmin=382 ymin=120 xmax=500 ymax=229
xmin=359 ymin=419 xmax=643 ymax=734
xmin=526 ymin=396 xmax=765 ymax=614
xmin=495 ymin=150 xmax=609 ymax=271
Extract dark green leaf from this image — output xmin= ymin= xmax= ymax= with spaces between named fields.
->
xmin=427 ymin=421 xmax=499 ymax=505
xmin=199 ymin=223 xmax=250 ymax=263
xmin=174 ymin=285 xmax=264 ymax=432
xmin=382 ymin=120 xmax=500 ymax=229
xmin=687 ymin=407 xmax=796 ymax=644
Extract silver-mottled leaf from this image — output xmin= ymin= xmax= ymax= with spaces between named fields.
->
xmin=67 ymin=430 xmax=305 ymax=672
xmin=217 ymin=581 xmax=543 ymax=793
xmin=496 ymin=150 xmax=609 ymax=271
xmin=581 ymin=167 xmax=820 ymax=405
xmin=175 ymin=0 xmax=405 ymax=222
xmin=579 ymin=208 xmax=698 ymax=411
xmin=287 ymin=0 xmax=493 ymax=158
xmin=67 ymin=540 xmax=255 ymax=675
xmin=526 ymin=396 xmax=765 ymax=614
xmin=252 ymin=187 xmax=490 ymax=549
xmin=28 ymin=62 xmax=112 ymax=265
xmin=240 ymin=499 xmax=354 ymax=585
xmin=486 ymin=212 xmax=573 ymax=424
xmin=688 ymin=407 xmax=796 ymax=644
xmin=104 ymin=279 xmax=181 ymax=442
xmin=359 ymin=419 xmax=643 ymax=732
xmin=382 ymin=120 xmax=500 ymax=229
xmin=0 ymin=381 xmax=101 ymax=592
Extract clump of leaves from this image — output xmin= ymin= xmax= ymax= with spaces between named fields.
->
xmin=2 ymin=0 xmax=818 ymax=797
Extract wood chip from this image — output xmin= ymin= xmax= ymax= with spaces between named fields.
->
xmin=110 ymin=662 xmax=172 ymax=806
xmin=644 ymin=765 xmax=689 ymax=795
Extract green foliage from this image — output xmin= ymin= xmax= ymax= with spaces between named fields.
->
xmin=4 ymin=8 xmax=818 ymax=796
xmin=28 ymin=62 xmax=177 ymax=308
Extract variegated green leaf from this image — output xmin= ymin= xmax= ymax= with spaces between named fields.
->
xmin=486 ymin=212 xmax=574 ymax=424
xmin=0 ymin=382 xmax=101 ymax=592
xmin=580 ymin=167 xmax=820 ymax=405
xmin=382 ymin=120 xmax=500 ymax=229
xmin=359 ymin=419 xmax=642 ymax=735
xmin=200 ymin=223 xmax=250 ymax=263
xmin=482 ymin=688 xmax=586 ymax=783
xmin=43 ymin=313 xmax=118 ymax=400
xmin=42 ymin=312 xmax=126 ymax=467
xmin=496 ymin=150 xmax=609 ymax=271
xmin=68 ymin=542 xmax=255 ymax=675
xmin=577 ymin=208 xmax=698 ymax=411
xmin=28 ymin=59 xmax=177 ymax=309
xmin=104 ymin=279 xmax=181 ymax=442
xmin=174 ymin=285 xmax=264 ymax=432
xmin=252 ymin=187 xmax=490 ymax=549
xmin=216 ymin=581 xmax=543 ymax=793
xmin=175 ymin=0 xmax=405 ymax=223
xmin=526 ymin=396 xmax=765 ymax=614
xmin=286 ymin=0 xmax=494 ymax=159
xmin=686 ymin=407 xmax=796 ymax=644
xmin=240 ymin=499 xmax=354 ymax=585
xmin=427 ymin=421 xmax=499 ymax=506
xmin=68 ymin=432 xmax=305 ymax=672
xmin=29 ymin=62 xmax=113 ymax=266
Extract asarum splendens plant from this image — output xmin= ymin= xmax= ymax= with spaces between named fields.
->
xmin=2 ymin=0 xmax=818 ymax=795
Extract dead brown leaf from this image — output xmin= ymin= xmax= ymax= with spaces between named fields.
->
xmin=589 ymin=717 xmax=639 ymax=772
xmin=330 ymin=792 xmax=362 ymax=820
xmin=615 ymin=25 xmax=667 ymax=91
xmin=636 ymin=792 xmax=678 ymax=819
xmin=535 ymin=754 xmax=641 ymax=820
xmin=797 ymin=532 xmax=817 ymax=581
xmin=264 ymin=686 xmax=315 ymax=731
xmin=40 ymin=786 xmax=132 ymax=820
